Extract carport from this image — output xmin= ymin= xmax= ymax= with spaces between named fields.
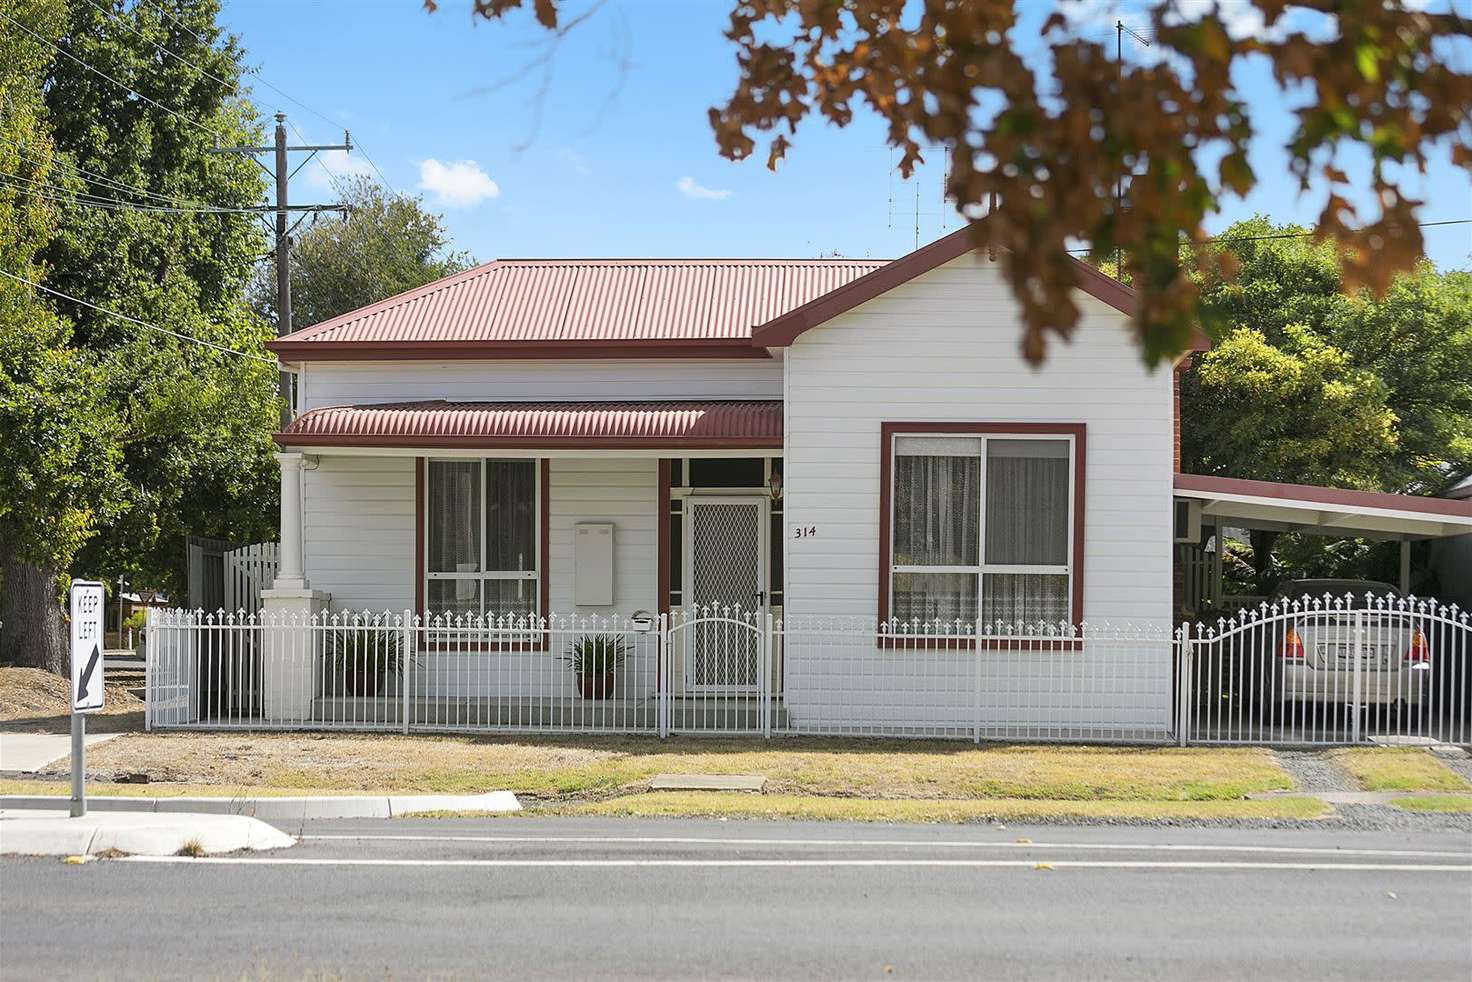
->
xmin=1173 ymin=474 xmax=1472 ymax=609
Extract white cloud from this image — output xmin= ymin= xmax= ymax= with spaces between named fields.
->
xmin=304 ymin=149 xmax=375 ymax=191
xmin=417 ymin=158 xmax=501 ymax=208
xmin=677 ymin=176 xmax=732 ymax=201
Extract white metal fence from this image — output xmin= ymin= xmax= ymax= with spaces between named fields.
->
xmin=145 ymin=593 xmax=1471 ymax=746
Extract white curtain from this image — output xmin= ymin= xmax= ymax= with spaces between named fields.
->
xmin=981 ymin=573 xmax=1070 ymax=629
xmin=893 ymin=440 xmax=980 ymax=566
xmin=890 ymin=436 xmax=1072 ymax=631
xmin=892 ymin=439 xmax=980 ymax=628
xmin=428 ymin=460 xmax=480 ymax=573
xmin=985 ymin=439 xmax=1069 ymax=565
xmin=484 ymin=460 xmax=536 ymax=572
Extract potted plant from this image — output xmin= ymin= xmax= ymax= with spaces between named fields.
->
xmin=324 ymin=625 xmax=405 ymax=697
xmin=563 ymin=634 xmax=627 ymax=699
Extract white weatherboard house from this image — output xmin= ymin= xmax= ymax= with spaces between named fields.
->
xmin=150 ymin=228 xmax=1472 ymax=741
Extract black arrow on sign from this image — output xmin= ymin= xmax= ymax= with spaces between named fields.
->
xmin=77 ymin=644 xmax=101 ymax=706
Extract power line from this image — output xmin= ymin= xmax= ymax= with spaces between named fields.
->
xmin=4 ymin=141 xmax=221 ymax=209
xmin=0 ymin=9 xmax=221 ymax=138
xmin=0 ymin=268 xmax=274 ymax=363
xmin=134 ymin=0 xmax=398 ymax=194
xmin=0 ymin=172 xmax=348 ymax=217
xmin=286 ymin=118 xmax=348 ymax=196
xmin=0 ymin=169 xmax=247 ymax=214
xmin=81 ymin=0 xmax=260 ymax=110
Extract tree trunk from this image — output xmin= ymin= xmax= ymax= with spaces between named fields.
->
xmin=1248 ymin=529 xmax=1280 ymax=597
xmin=0 ymin=552 xmax=68 ymax=675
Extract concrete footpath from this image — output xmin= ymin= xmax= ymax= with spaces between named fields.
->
xmin=0 ymin=810 xmax=294 ymax=857
xmin=0 ymin=790 xmax=522 ymax=821
xmin=0 ymin=732 xmax=119 ymax=773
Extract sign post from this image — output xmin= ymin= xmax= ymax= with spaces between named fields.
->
xmin=69 ymin=580 xmax=106 ymax=818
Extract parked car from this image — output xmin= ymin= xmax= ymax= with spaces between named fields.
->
xmin=1265 ymin=579 xmax=1430 ymax=715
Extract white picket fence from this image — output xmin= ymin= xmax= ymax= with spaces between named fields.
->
xmin=145 ymin=593 xmax=1472 ymax=746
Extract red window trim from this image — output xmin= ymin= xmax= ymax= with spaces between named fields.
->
xmin=414 ymin=456 xmax=551 ymax=652
xmin=876 ymin=421 xmax=1087 ymax=650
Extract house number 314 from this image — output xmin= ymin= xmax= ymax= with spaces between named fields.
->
xmin=793 ymin=526 xmax=817 ymax=538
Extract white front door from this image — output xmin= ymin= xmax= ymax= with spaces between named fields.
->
xmin=684 ymin=496 xmax=766 ymax=691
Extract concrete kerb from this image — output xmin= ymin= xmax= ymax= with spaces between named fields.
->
xmin=0 ymin=791 xmax=521 ymax=821
xmin=0 ymin=810 xmax=295 ymax=857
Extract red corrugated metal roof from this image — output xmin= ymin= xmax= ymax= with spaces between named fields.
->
xmin=276 ymin=400 xmax=784 ymax=449
xmin=269 ymin=259 xmax=888 ymax=356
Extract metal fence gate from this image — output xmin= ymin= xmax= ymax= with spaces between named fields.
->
xmin=1182 ymin=593 xmax=1471 ymax=745
xmin=664 ymin=608 xmax=771 ymax=736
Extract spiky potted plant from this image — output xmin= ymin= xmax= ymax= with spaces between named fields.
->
xmin=563 ymin=634 xmax=627 ymax=700
xmin=324 ymin=624 xmax=405 ymax=697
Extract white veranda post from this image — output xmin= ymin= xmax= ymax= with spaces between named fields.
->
xmin=259 ymin=450 xmax=329 ymax=721
xmin=274 ymin=451 xmax=307 ymax=590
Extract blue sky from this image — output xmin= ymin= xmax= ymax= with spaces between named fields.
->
xmin=218 ymin=0 xmax=1471 ymax=269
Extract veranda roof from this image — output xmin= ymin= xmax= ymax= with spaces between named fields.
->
xmin=274 ymin=400 xmax=784 ymax=450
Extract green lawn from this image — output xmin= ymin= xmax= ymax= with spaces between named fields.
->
xmin=19 ymin=732 xmax=1294 ymax=802
xmin=1332 ymin=748 xmax=1472 ymax=793
xmin=534 ymin=791 xmax=1331 ymax=823
xmin=1388 ymin=795 xmax=1472 ymax=814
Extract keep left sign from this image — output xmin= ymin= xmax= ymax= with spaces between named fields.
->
xmin=70 ymin=580 xmax=106 ymax=713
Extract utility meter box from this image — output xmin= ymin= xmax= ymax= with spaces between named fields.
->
xmin=574 ymin=522 xmax=615 ymax=606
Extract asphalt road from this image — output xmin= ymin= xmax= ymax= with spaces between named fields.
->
xmin=3 ymin=817 xmax=1470 ymax=981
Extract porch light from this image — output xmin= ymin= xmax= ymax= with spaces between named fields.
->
xmin=768 ymin=469 xmax=783 ymax=501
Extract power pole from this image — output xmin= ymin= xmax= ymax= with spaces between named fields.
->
xmin=210 ymin=113 xmax=351 ymax=427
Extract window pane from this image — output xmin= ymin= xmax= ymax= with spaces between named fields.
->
xmin=428 ymin=578 xmax=480 ymax=619
xmin=688 ymin=457 xmax=764 ymax=488
xmin=769 ymin=513 xmax=783 ymax=595
xmin=981 ymin=573 xmax=1070 ymax=629
xmin=485 ymin=578 xmax=537 ymax=621
xmin=485 ymin=460 xmax=536 ymax=572
xmin=892 ymin=572 xmax=978 ymax=629
xmin=895 ymin=436 xmax=982 ymax=456
xmin=985 ymin=440 xmax=1069 ymax=566
xmin=428 ymin=461 xmax=481 ymax=573
xmin=668 ymin=513 xmax=683 ymax=598
xmin=893 ymin=455 xmax=980 ymax=566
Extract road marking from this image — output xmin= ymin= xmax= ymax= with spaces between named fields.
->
xmin=119 ymin=856 xmax=1472 ymax=872
xmin=298 ymin=834 xmax=1472 ymax=860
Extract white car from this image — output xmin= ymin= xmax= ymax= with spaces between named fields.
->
xmin=1268 ymin=579 xmax=1430 ymax=713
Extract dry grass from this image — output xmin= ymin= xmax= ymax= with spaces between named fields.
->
xmin=26 ymin=732 xmax=1294 ymax=802
xmin=1389 ymin=795 xmax=1472 ymax=814
xmin=175 ymin=838 xmax=206 ymax=858
xmin=539 ymin=791 xmax=1332 ymax=823
xmin=1332 ymin=748 xmax=1472 ymax=793
xmin=0 ymin=666 xmax=142 ymax=732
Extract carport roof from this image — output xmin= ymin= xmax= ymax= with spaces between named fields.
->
xmin=1174 ymin=474 xmax=1472 ymax=540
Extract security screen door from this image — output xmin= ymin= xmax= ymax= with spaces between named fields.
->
xmin=684 ymin=497 xmax=765 ymax=691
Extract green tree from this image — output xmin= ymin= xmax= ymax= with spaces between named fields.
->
xmin=253 ymin=177 xmax=472 ymax=328
xmin=0 ymin=0 xmax=127 ymax=671
xmin=1184 ymin=324 xmax=1400 ymax=490
xmin=1181 ymin=218 xmax=1472 ymax=592
xmin=35 ymin=0 xmax=281 ymax=602
xmin=1189 ymin=219 xmax=1472 ymax=495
